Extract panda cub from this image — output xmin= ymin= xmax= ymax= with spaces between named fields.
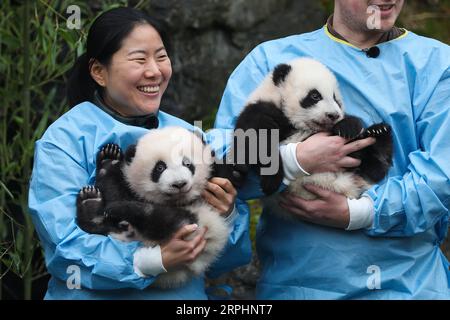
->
xmin=76 ymin=127 xmax=229 ymax=288
xmin=228 ymin=57 xmax=393 ymax=218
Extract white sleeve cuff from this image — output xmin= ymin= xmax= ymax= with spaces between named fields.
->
xmin=345 ymin=196 xmax=375 ymax=231
xmin=279 ymin=143 xmax=310 ymax=185
xmin=133 ymin=245 xmax=167 ymax=277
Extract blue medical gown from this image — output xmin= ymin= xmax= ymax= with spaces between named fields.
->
xmin=215 ymin=27 xmax=450 ymax=299
xmin=28 ymin=103 xmax=251 ymax=299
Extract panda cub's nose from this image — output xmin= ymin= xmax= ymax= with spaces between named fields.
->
xmin=326 ymin=113 xmax=340 ymax=121
xmin=171 ymin=180 xmax=187 ymax=189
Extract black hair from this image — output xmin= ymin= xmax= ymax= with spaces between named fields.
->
xmin=66 ymin=7 xmax=168 ymax=107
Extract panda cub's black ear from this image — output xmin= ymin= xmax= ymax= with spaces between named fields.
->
xmin=124 ymin=144 xmax=137 ymax=164
xmin=192 ymin=129 xmax=206 ymax=145
xmin=191 ymin=129 xmax=215 ymax=158
xmin=272 ymin=63 xmax=292 ymax=86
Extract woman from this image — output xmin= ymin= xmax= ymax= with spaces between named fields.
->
xmin=28 ymin=7 xmax=250 ymax=300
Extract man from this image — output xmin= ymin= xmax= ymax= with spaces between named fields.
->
xmin=214 ymin=0 xmax=450 ymax=299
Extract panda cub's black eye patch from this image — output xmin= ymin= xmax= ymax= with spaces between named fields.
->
xmin=151 ymin=160 xmax=167 ymax=182
xmin=182 ymin=157 xmax=195 ymax=175
xmin=300 ymin=89 xmax=323 ymax=109
xmin=333 ymin=93 xmax=342 ymax=109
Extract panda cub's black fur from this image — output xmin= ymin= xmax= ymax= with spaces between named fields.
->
xmin=224 ymin=58 xmax=393 ymax=215
xmin=76 ymin=127 xmax=229 ymax=288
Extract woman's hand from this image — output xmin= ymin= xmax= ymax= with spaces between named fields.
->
xmin=279 ymin=184 xmax=350 ymax=229
xmin=202 ymin=177 xmax=237 ymax=217
xmin=160 ymin=224 xmax=207 ymax=271
xmin=296 ymin=132 xmax=376 ymax=174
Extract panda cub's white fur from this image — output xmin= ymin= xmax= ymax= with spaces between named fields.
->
xmin=124 ymin=127 xmax=229 ymax=288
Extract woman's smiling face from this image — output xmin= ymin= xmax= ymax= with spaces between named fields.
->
xmin=92 ymin=23 xmax=172 ymax=116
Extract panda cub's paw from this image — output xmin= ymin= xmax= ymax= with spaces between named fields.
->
xmin=97 ymin=143 xmax=123 ymax=164
xmin=76 ymin=186 xmax=106 ymax=235
xmin=363 ymin=123 xmax=391 ymax=138
xmin=77 ymin=186 xmax=104 ymax=217
xmin=332 ymin=117 xmax=364 ymax=140
xmin=78 ymin=185 xmax=102 ymax=204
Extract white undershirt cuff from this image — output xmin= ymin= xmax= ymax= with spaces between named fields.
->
xmin=345 ymin=196 xmax=374 ymax=231
xmin=279 ymin=143 xmax=310 ymax=185
xmin=133 ymin=245 xmax=167 ymax=277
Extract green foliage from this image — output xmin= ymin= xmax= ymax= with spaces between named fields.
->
xmin=320 ymin=0 xmax=450 ymax=43
xmin=0 ymin=0 xmax=139 ymax=300
xmin=247 ymin=200 xmax=262 ymax=252
xmin=320 ymin=0 xmax=334 ymax=14
xmin=399 ymin=0 xmax=450 ymax=43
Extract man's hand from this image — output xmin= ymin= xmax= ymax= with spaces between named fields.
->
xmin=279 ymin=184 xmax=350 ymax=229
xmin=296 ymin=132 xmax=376 ymax=174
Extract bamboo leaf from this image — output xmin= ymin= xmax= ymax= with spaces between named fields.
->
xmin=0 ymin=181 xmax=14 ymax=200
xmin=0 ymin=30 xmax=21 ymax=49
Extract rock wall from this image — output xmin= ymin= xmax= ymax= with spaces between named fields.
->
xmin=143 ymin=0 xmax=327 ymax=124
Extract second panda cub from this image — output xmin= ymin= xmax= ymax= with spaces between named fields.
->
xmin=228 ymin=57 xmax=393 ymax=218
xmin=76 ymin=127 xmax=229 ymax=288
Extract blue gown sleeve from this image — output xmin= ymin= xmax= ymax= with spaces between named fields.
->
xmin=28 ymin=140 xmax=155 ymax=290
xmin=365 ymin=68 xmax=450 ymax=238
